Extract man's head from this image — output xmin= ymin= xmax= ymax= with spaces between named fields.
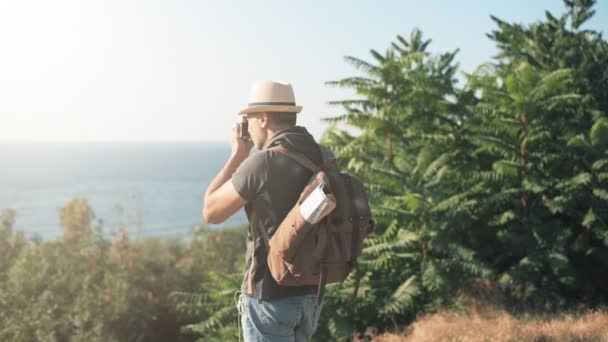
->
xmin=238 ymin=80 xmax=302 ymax=149
xmin=244 ymin=111 xmax=297 ymax=149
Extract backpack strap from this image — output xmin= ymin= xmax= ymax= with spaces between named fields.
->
xmin=268 ymin=144 xmax=336 ymax=173
xmin=268 ymin=145 xmax=319 ymax=172
xmin=317 ymin=257 xmax=328 ymax=305
xmin=344 ymin=175 xmax=360 ymax=266
xmin=352 ymin=262 xmax=361 ymax=302
xmin=312 ymin=222 xmax=329 ymax=306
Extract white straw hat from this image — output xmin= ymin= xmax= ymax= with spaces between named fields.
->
xmin=238 ymin=80 xmax=303 ymax=115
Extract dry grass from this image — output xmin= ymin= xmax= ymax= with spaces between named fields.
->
xmin=358 ymin=282 xmax=608 ymax=341
xmin=371 ymin=309 xmax=608 ymax=342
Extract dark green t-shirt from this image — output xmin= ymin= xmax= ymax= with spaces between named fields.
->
xmin=232 ymin=126 xmax=322 ymax=300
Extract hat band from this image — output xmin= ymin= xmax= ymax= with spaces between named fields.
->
xmin=248 ymin=101 xmax=296 ymax=106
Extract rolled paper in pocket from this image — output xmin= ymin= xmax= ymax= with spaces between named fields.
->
xmin=299 ymin=181 xmax=336 ymax=224
xmin=312 ymin=194 xmax=335 ymax=224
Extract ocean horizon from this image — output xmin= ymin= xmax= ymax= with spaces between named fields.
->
xmin=0 ymin=141 xmax=248 ymax=240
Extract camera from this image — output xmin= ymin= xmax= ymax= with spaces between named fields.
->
xmin=239 ymin=117 xmax=250 ymax=140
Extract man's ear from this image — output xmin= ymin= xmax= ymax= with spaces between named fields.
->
xmin=260 ymin=112 xmax=269 ymax=128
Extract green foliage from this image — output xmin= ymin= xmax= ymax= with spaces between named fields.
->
xmin=0 ymin=209 xmax=26 ymax=283
xmin=0 ymin=199 xmax=248 ymax=342
xmin=60 ymin=198 xmax=95 ymax=245
xmin=168 ymin=225 xmax=247 ymax=341
xmin=316 ymin=1 xmax=608 ymax=339
xmin=590 ymin=117 xmax=608 ymax=149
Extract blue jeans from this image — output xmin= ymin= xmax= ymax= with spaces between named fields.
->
xmin=238 ymin=293 xmax=323 ymax=342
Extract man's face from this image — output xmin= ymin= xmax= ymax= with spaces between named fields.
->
xmin=245 ymin=112 xmax=266 ymax=149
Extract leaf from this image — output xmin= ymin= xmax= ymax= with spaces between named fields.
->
xmin=414 ymin=145 xmax=434 ymax=175
xmin=592 ymin=159 xmax=608 ymax=171
xmin=181 ymin=305 xmax=236 ymax=336
xmin=403 ymin=193 xmax=430 ymax=211
xmin=590 ymin=117 xmax=608 ymax=149
xmin=592 ymin=188 xmax=608 ymax=202
xmin=548 ymin=252 xmax=576 ymax=287
xmin=557 ymin=172 xmax=592 ymax=192
xmin=363 ymin=230 xmax=419 ymax=256
xmin=531 ymin=69 xmax=572 ymax=100
xmin=490 ymin=210 xmax=517 ymax=226
xmin=492 ymin=160 xmax=520 ymax=177
xmin=567 ymin=134 xmax=589 ymax=148
xmin=423 ymin=152 xmax=453 ymax=179
xmin=582 ymin=208 xmax=597 ymax=227
xmin=545 ymin=195 xmax=569 ymax=214
xmin=380 ymin=275 xmax=420 ymax=315
xmin=498 ymin=272 xmax=513 ymax=286
xmin=342 ymin=56 xmax=378 ymax=74
xmin=422 ymin=260 xmax=447 ymax=292
xmin=432 ymin=192 xmax=471 ymax=212
xmin=522 ymin=179 xmax=547 ymax=194
xmin=546 ymin=93 xmax=583 ymax=111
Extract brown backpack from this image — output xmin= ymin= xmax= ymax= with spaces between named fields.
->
xmin=251 ymin=144 xmax=374 ymax=303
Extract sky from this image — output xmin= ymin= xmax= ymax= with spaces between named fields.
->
xmin=0 ymin=0 xmax=606 ymax=143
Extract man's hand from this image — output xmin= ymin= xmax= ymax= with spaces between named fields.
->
xmin=232 ymin=122 xmax=254 ymax=158
xmin=203 ymin=123 xmax=251 ymax=224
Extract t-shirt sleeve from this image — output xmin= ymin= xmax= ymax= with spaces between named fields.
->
xmin=231 ymin=152 xmax=266 ymax=201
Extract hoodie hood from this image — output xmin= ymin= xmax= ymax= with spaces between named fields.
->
xmin=262 ymin=126 xmax=321 ymax=163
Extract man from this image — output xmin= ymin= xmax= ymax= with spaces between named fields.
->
xmin=203 ymin=80 xmax=323 ymax=341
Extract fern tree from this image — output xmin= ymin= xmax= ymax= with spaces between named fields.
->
xmin=317 ymin=29 xmax=492 ymax=340
xmin=461 ymin=0 xmax=608 ymax=306
xmin=462 ymin=61 xmax=593 ymax=306
xmin=318 ymin=1 xmax=608 ymax=339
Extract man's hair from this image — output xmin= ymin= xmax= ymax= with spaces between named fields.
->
xmin=267 ymin=112 xmax=297 ymax=127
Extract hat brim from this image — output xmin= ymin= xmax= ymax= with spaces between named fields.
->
xmin=238 ymin=105 xmax=303 ymax=115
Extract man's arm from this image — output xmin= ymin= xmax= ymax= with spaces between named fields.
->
xmin=203 ymin=125 xmax=253 ymax=224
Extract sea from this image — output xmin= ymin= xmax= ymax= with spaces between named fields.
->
xmin=0 ymin=142 xmax=247 ymax=240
